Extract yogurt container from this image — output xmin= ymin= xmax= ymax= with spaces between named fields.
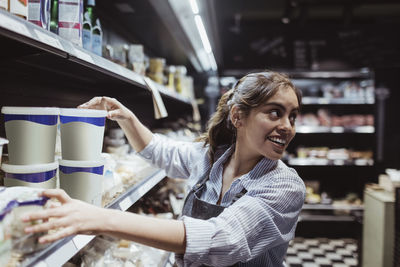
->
xmin=0 ymin=138 xmax=8 ymax=166
xmin=1 ymin=162 xmax=58 ymax=189
xmin=59 ymin=159 xmax=104 ymax=206
xmin=1 ymin=107 xmax=59 ymax=165
xmin=59 ymin=108 xmax=107 ymax=160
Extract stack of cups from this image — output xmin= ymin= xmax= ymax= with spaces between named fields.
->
xmin=1 ymin=107 xmax=59 ymax=189
xmin=58 ymin=108 xmax=107 ymax=206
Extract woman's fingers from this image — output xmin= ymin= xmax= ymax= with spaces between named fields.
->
xmin=22 ymin=204 xmax=66 ymax=222
xmin=78 ymin=96 xmax=103 ymax=109
xmin=78 ymin=96 xmax=121 ymax=110
xmin=38 ymin=226 xmax=77 ymax=244
xmin=41 ymin=189 xmax=72 ymax=204
xmin=25 ymin=216 xmax=70 ymax=234
xmin=107 ymin=109 xmax=125 ymax=120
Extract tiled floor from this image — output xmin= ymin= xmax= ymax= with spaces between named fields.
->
xmin=285 ymin=237 xmax=358 ymax=267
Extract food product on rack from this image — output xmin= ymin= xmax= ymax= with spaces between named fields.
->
xmin=0 ymin=0 xmax=8 ymax=10
xmin=27 ymin=0 xmax=51 ymax=30
xmin=0 ymin=186 xmax=51 ymax=259
xmin=58 ymin=0 xmax=83 ymax=46
xmin=10 ymin=0 xmax=27 ymax=18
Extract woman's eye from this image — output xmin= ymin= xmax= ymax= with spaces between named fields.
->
xmin=290 ymin=114 xmax=297 ymax=124
xmin=269 ymin=110 xmax=280 ymax=118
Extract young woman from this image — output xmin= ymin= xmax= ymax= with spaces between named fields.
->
xmin=23 ymin=71 xmax=306 ymax=266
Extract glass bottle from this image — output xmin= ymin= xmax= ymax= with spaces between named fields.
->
xmin=49 ymin=0 xmax=58 ymax=34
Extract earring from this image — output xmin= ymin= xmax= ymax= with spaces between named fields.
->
xmin=234 ymin=118 xmax=238 ymax=127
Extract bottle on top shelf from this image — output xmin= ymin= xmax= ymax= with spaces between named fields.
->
xmin=82 ymin=0 xmax=102 ymax=55
xmin=49 ymin=0 xmax=58 ymax=34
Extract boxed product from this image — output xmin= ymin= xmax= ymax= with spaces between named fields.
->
xmin=58 ymin=0 xmax=83 ymax=46
xmin=0 ymin=0 xmax=8 ymax=10
xmin=28 ymin=0 xmax=51 ymax=30
xmin=10 ymin=0 xmax=28 ymax=18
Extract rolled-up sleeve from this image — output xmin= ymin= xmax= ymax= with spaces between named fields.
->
xmin=181 ymin=175 xmax=305 ymax=266
xmin=138 ymin=134 xmax=205 ymax=179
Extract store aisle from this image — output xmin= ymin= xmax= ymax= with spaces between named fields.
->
xmin=285 ymin=237 xmax=358 ymax=267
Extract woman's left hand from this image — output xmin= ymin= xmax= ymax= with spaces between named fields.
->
xmin=22 ymin=189 xmax=106 ymax=244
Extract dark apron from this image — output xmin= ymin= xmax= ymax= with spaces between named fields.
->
xmin=181 ymin=169 xmax=247 ymax=266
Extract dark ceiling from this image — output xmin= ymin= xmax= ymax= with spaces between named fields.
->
xmin=97 ymin=0 xmax=400 ymax=77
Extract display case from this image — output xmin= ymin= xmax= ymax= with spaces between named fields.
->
xmin=285 ymin=69 xmax=379 ymax=237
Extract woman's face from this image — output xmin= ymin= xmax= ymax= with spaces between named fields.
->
xmin=238 ymin=87 xmax=299 ymax=160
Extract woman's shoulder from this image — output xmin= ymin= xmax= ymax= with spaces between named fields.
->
xmin=259 ymin=160 xmax=305 ymax=191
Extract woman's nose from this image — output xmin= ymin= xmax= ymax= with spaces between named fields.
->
xmin=278 ymin=116 xmax=292 ymax=132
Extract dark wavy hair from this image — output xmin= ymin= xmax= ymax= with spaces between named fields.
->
xmin=197 ymin=70 xmax=302 ymax=164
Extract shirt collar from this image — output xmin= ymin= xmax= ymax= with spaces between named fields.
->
xmin=213 ymin=144 xmax=278 ymax=181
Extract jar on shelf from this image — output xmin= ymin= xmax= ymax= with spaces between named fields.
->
xmin=148 ymin=58 xmax=165 ymax=84
xmin=128 ymin=44 xmax=146 ymax=76
xmin=166 ymin=65 xmax=176 ymax=92
xmin=174 ymin=65 xmax=187 ymax=94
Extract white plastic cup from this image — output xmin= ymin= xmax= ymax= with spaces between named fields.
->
xmin=59 ymin=159 xmax=104 ymax=206
xmin=1 ymin=107 xmax=60 ymax=165
xmin=59 ymin=108 xmax=107 ymax=161
xmin=1 ymin=162 xmax=58 ymax=189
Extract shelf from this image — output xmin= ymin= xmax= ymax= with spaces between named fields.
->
xmin=20 ymin=169 xmax=167 ymax=267
xmin=302 ymin=97 xmax=375 ymax=105
xmin=296 ymin=125 xmax=374 ymax=134
xmin=302 ymin=204 xmax=364 ymax=211
xmin=0 ymin=9 xmax=191 ymax=106
xmin=289 ymin=69 xmax=372 ymax=79
xmin=298 ymin=214 xmax=356 ymax=222
xmin=288 ymin=158 xmax=374 ymax=166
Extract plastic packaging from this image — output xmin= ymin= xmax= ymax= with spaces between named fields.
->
xmin=1 ymin=107 xmax=59 ymax=165
xmin=59 ymin=159 xmax=104 ymax=206
xmin=0 ymin=187 xmax=50 ymax=254
xmin=59 ymin=108 xmax=107 ymax=161
xmin=28 ymin=0 xmax=51 ymax=30
xmin=2 ymin=162 xmax=58 ymax=189
xmin=58 ymin=0 xmax=83 ymax=46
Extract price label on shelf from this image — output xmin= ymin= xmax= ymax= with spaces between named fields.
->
xmin=143 ymin=77 xmax=168 ymax=119
xmin=119 ymin=196 xmax=132 ymax=211
xmin=0 ymin=13 xmax=31 ymax=37
xmin=34 ymin=261 xmax=48 ymax=267
xmin=73 ymin=47 xmax=95 ymax=64
xmin=33 ymin=29 xmax=64 ymax=50
xmin=73 ymin=234 xmax=95 ymax=250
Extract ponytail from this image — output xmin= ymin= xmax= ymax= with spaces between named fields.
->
xmin=197 ymin=89 xmax=235 ymax=164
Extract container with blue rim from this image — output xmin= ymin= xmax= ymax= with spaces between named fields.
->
xmin=59 ymin=159 xmax=104 ymax=206
xmin=59 ymin=108 xmax=107 ymax=161
xmin=1 ymin=107 xmax=59 ymax=165
xmin=1 ymin=162 xmax=58 ymax=189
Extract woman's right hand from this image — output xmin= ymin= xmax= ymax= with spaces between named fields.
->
xmin=78 ymin=96 xmax=133 ymax=122
xmin=22 ymin=189 xmax=106 ymax=244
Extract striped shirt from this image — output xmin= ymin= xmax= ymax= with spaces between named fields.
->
xmin=138 ymin=134 xmax=306 ymax=267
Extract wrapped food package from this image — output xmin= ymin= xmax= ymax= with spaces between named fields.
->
xmin=0 ymin=187 xmax=50 ymax=255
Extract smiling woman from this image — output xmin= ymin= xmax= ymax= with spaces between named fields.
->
xmin=23 ymin=71 xmax=306 ymax=267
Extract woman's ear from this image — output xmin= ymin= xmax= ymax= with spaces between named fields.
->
xmin=230 ymin=105 xmax=242 ymax=128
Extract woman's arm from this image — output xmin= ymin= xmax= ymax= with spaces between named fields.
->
xmin=79 ymin=96 xmax=152 ymax=152
xmin=23 ymin=189 xmax=186 ymax=253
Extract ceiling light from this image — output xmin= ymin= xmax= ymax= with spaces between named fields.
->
xmin=189 ymin=0 xmax=199 ymax=14
xmin=194 ymin=15 xmax=212 ymax=54
xmin=208 ymin=52 xmax=217 ymax=71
